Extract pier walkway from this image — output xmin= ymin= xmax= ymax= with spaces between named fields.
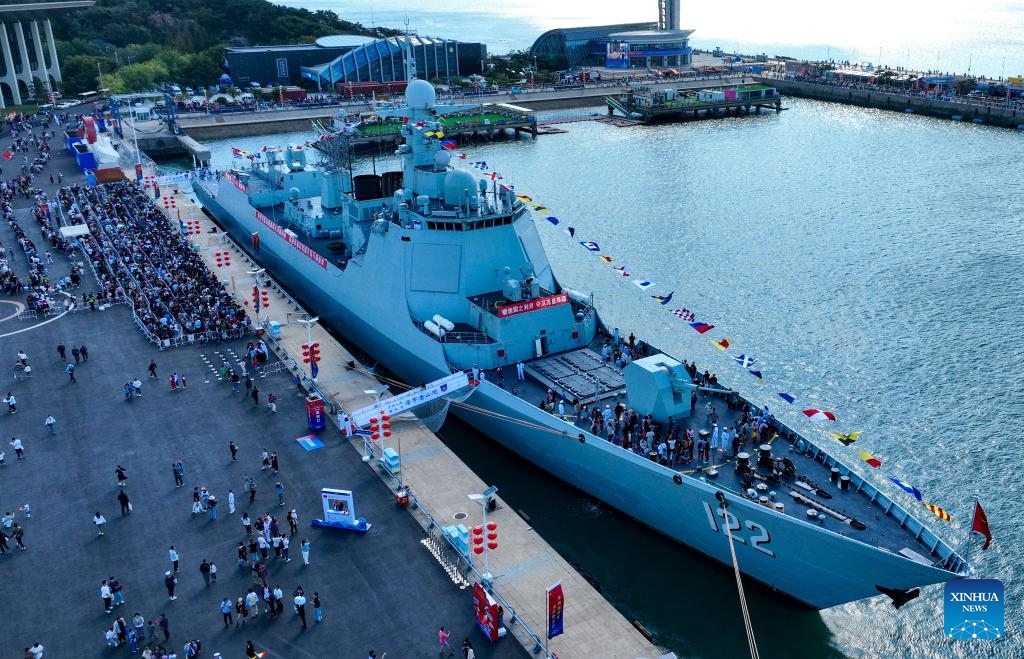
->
xmin=165 ymin=186 xmax=669 ymax=658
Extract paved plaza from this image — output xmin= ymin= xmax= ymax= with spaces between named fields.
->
xmin=0 ymin=151 xmax=528 ymax=658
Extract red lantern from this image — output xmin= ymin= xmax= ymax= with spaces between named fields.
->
xmin=370 ymin=423 xmax=379 ymax=432
xmin=382 ymin=422 xmax=391 ymax=430
xmin=472 ymin=535 xmax=483 ymax=545
xmin=486 ymin=521 xmax=497 ymax=531
xmin=472 ymin=526 xmax=483 ymax=536
xmin=487 ymin=541 xmax=498 ymax=550
xmin=487 ymin=531 xmax=497 ymax=541
xmin=473 ymin=546 xmax=484 ymax=555
xmin=371 ymin=433 xmax=379 ymax=440
xmin=383 ymin=430 xmax=392 ymax=438
xmin=369 ymin=417 xmax=378 ymax=424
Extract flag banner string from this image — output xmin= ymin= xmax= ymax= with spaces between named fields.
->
xmin=515 ymin=181 xmax=973 ymax=526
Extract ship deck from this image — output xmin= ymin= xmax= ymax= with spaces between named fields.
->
xmin=483 ymin=341 xmax=963 ymax=573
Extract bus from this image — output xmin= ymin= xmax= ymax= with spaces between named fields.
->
xmin=77 ymin=90 xmax=103 ymax=103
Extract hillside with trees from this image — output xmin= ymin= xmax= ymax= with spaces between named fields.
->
xmin=47 ymin=0 xmax=399 ymax=95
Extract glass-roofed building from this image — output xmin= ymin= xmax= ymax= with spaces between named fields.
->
xmin=300 ymin=35 xmax=486 ymax=88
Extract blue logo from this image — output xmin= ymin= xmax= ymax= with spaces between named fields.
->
xmin=944 ymin=579 xmax=1003 ymax=640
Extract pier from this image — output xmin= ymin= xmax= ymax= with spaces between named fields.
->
xmin=606 ymin=84 xmax=783 ymax=123
xmin=162 ymin=186 xmax=668 ymax=659
xmin=762 ymin=76 xmax=1024 ymax=128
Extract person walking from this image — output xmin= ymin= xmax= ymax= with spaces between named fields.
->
xmin=0 ymin=529 xmax=9 ymax=555
xmin=148 ymin=361 xmax=158 ymax=378
xmin=44 ymin=415 xmax=56 ymax=435
xmin=199 ymin=559 xmax=212 ymax=587
xmin=245 ymin=640 xmax=257 ymax=658
xmin=93 ymin=512 xmax=107 ymax=536
xmin=132 ymin=613 xmax=145 ymax=641
xmin=439 ymin=626 xmax=454 ymax=656
xmin=220 ymin=598 xmax=234 ymax=627
xmin=280 ymin=534 xmax=291 ymax=562
xmin=209 ymin=561 xmax=217 ymax=583
xmin=287 ymin=509 xmax=299 ymax=535
xmin=101 ymin=580 xmax=113 ymax=613
xmin=275 ymin=482 xmax=285 ymax=506
xmin=71 ymin=346 xmax=80 ymax=364
xmin=227 ymin=489 xmax=236 ymax=514
xmin=57 ymin=343 xmax=66 ymax=361
xmin=10 ymin=437 xmax=24 ymax=459
xmin=172 ymin=458 xmax=184 ymax=487
xmin=4 ymin=393 xmax=16 ymax=414
xmin=294 ymin=589 xmax=308 ymax=630
xmin=164 ymin=571 xmax=177 ymax=600
xmin=12 ymin=523 xmax=24 ymax=549
xmin=117 ymin=490 xmax=131 ymax=516
xmin=260 ymin=449 xmax=270 ymax=471
xmin=313 ymin=592 xmax=323 ymax=623
xmin=248 ymin=477 xmax=256 ymax=503
xmin=109 ymin=576 xmax=125 ymax=606
xmin=229 ymin=441 xmax=238 ymax=462
xmin=157 ymin=613 xmax=170 ymax=641
xmin=235 ymin=598 xmax=248 ymax=627
xmin=300 ymin=538 xmax=311 ymax=565
xmin=115 ymin=464 xmax=128 ymax=487
xmin=251 ymin=386 xmax=260 ymax=407
xmin=65 ymin=362 xmax=76 ymax=383
xmin=241 ymin=512 xmax=253 ymax=536
xmin=169 ymin=546 xmax=180 ymax=573
xmin=208 ymin=495 xmax=218 ymax=520
xmin=270 ymin=452 xmax=279 ymax=474
xmin=79 ymin=345 xmax=89 ymax=362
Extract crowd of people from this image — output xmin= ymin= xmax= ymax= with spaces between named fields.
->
xmin=64 ymin=180 xmax=251 ymax=344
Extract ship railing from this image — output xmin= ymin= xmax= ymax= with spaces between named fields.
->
xmin=412 ymin=318 xmax=493 ymax=345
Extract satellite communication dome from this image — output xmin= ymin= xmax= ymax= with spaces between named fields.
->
xmin=405 ymin=79 xmax=436 ymax=110
xmin=443 ymin=169 xmax=479 ymax=208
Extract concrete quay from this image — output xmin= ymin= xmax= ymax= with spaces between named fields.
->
xmin=164 ymin=187 xmax=670 ymax=658
xmin=762 ymin=76 xmax=1024 ymax=128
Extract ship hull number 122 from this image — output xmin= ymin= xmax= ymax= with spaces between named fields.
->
xmin=703 ymin=501 xmax=776 ymax=558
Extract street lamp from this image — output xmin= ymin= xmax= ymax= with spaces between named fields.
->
xmin=359 ymin=386 xmax=390 ymax=463
xmin=468 ymin=485 xmax=499 ymax=583
xmin=295 ymin=315 xmax=319 ymax=380
xmin=248 ymin=267 xmax=266 ymax=319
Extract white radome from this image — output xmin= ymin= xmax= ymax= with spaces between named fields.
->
xmin=406 ymin=79 xmax=436 ymax=110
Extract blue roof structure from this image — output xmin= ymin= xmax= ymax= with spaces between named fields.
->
xmin=302 ymin=35 xmax=479 ymax=85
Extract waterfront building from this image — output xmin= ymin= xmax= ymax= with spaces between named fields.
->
xmin=529 ymin=0 xmax=692 ymax=70
xmin=0 ymin=0 xmax=94 ymax=108
xmin=299 ymin=35 xmax=486 ymax=89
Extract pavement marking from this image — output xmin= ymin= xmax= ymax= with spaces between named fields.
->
xmin=0 ymin=300 xmax=26 ymax=323
xmin=0 ymin=305 xmax=72 ymax=338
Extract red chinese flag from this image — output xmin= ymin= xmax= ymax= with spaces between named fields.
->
xmin=972 ymin=501 xmax=992 ymax=550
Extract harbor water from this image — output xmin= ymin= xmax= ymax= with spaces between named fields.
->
xmin=184 ymin=97 xmax=1023 ymax=658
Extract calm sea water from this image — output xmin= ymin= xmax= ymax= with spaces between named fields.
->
xmin=187 ymin=98 xmax=1024 ymax=658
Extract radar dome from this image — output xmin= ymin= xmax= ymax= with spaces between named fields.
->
xmin=406 ymin=79 xmax=436 ymax=110
xmin=443 ymin=169 xmax=479 ymax=208
xmin=433 ymin=150 xmax=451 ymax=172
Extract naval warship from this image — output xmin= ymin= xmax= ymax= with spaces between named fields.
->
xmin=192 ymin=56 xmax=970 ymax=609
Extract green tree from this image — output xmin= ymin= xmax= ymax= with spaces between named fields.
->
xmin=110 ymin=60 xmax=169 ymax=93
xmin=62 ymin=54 xmax=103 ymax=95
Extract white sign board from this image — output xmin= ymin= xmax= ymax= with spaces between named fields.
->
xmin=350 ymin=371 xmax=471 ymax=427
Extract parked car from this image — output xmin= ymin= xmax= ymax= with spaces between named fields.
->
xmin=57 ymin=101 xmax=77 ymax=110
xmin=249 ymin=82 xmax=262 ymax=89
